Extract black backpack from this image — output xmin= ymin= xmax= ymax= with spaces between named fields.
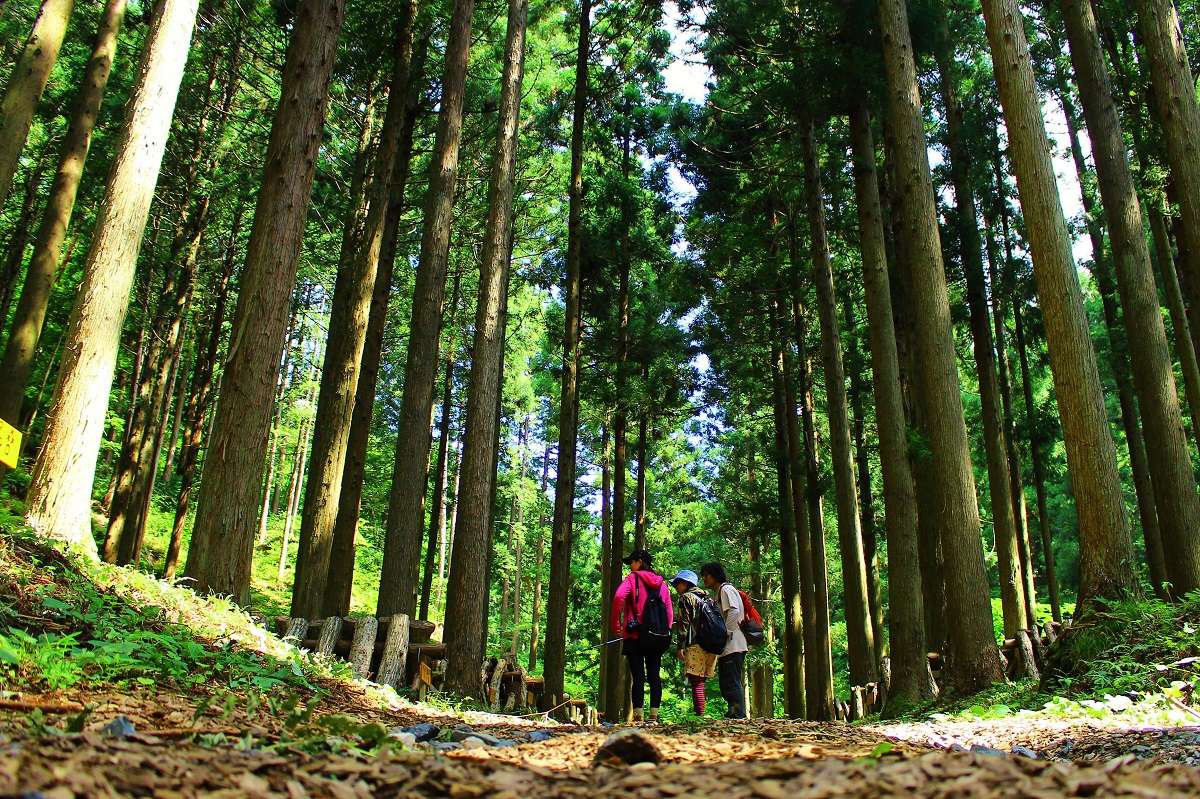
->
xmin=692 ymin=592 xmax=728 ymax=655
xmin=635 ymin=579 xmax=672 ymax=650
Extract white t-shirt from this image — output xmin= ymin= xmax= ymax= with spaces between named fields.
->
xmin=718 ymin=583 xmax=748 ymax=656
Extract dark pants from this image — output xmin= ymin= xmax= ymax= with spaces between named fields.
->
xmin=623 ymin=637 xmax=664 ymax=709
xmin=718 ymin=651 xmax=746 ymax=719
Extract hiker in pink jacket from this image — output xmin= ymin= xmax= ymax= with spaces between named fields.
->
xmin=610 ymin=548 xmax=673 ymax=723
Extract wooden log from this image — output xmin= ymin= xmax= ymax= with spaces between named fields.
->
xmin=850 ymin=687 xmax=866 ymax=721
xmin=349 ymin=616 xmax=378 ymax=678
xmin=376 ymin=612 xmax=410 ymax=688
xmin=284 ymin=618 xmax=309 ymax=645
xmin=317 ymin=616 xmax=343 ymax=656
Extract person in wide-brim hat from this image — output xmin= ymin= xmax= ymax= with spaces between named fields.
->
xmin=671 ymin=569 xmax=719 ymax=716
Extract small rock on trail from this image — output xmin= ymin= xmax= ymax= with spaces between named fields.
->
xmin=594 ymin=729 xmax=662 ymax=767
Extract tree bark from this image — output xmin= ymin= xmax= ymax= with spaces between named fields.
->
xmin=25 ymin=0 xmax=200 ymax=555
xmin=333 ymin=22 xmax=424 ymax=619
xmin=771 ymin=298 xmax=806 ymax=720
xmin=0 ymin=0 xmax=75 ymax=211
xmin=980 ymin=0 xmax=1136 ymax=608
xmin=1060 ymin=0 xmax=1200 ymax=597
xmin=1134 ymin=0 xmax=1200 ymax=329
xmin=378 ymin=0 xmax=475 ymax=620
xmin=605 ymin=120 xmax=632 ymax=721
xmin=443 ymin=0 xmax=527 ymax=695
xmin=0 ymin=0 xmax=126 ymax=431
xmin=293 ymin=3 xmax=419 ymax=620
xmin=793 ymin=301 xmax=835 ymax=719
xmin=163 ymin=205 xmax=240 ymax=579
xmin=801 ymin=120 xmax=877 ymax=686
xmin=849 ymin=102 xmax=930 ymax=711
xmin=934 ymin=36 xmax=1027 ymax=637
xmin=542 ymin=0 xmax=590 ymax=711
xmin=879 ymin=0 xmax=1002 ymax=693
xmin=528 ymin=448 xmax=551 ymax=672
xmin=420 ymin=352 xmax=456 ymax=621
xmin=634 ymin=408 xmax=649 ymax=549
xmin=186 ymin=0 xmax=346 ymax=603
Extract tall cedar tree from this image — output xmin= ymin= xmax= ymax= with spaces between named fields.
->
xmin=0 ymin=0 xmax=75 ymax=211
xmin=932 ymin=25 xmax=1027 ymax=638
xmin=292 ymin=1 xmax=420 ymax=620
xmin=24 ymin=0 xmax=200 ymax=553
xmin=185 ymin=0 xmax=348 ymax=603
xmin=877 ymin=0 xmax=1004 ymax=692
xmin=847 ymin=102 xmax=930 ymax=710
xmin=0 ymin=0 xmax=126 ymax=432
xmin=543 ymin=0 xmax=591 ymax=710
xmin=978 ymin=0 xmax=1136 ymax=606
xmin=444 ymin=0 xmax=529 ymax=696
xmin=1060 ymin=0 xmax=1200 ymax=596
xmin=800 ymin=121 xmax=877 ymax=687
xmin=378 ymin=0 xmax=476 ymax=620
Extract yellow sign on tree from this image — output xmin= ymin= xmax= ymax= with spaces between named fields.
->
xmin=0 ymin=418 xmax=20 ymax=470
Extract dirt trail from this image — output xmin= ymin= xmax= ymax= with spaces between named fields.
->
xmin=4 ymin=697 xmax=1200 ymax=798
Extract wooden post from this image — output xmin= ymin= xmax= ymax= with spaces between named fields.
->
xmin=1015 ymin=629 xmax=1041 ymax=681
xmin=377 ymin=612 xmax=410 ymax=687
xmin=284 ymin=617 xmax=309 ymax=645
xmin=488 ymin=656 xmax=508 ymax=711
xmin=317 ymin=616 xmax=343 ymax=656
xmin=349 ymin=616 xmax=378 ymax=678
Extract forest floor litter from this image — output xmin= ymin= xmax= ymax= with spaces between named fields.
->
xmin=5 ymin=687 xmax=1200 ymax=797
xmin=4 ymin=530 xmax=1200 ymax=797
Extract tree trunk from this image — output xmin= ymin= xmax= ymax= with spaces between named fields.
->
xmin=24 ymin=0 xmax=200 ymax=555
xmin=843 ymin=293 xmax=883 ymax=658
xmin=634 ymin=409 xmax=648 ymax=549
xmin=163 ymin=205 xmax=240 ymax=579
xmin=421 ymin=355 xmax=456 ymax=621
xmin=528 ymin=448 xmax=550 ymax=673
xmin=294 ymin=3 xmax=419 ymax=621
xmin=934 ymin=36 xmax=1027 ymax=637
xmin=0 ymin=0 xmax=126 ymax=431
xmin=597 ymin=425 xmax=611 ymax=712
xmin=0 ymin=156 xmax=51 ymax=331
xmin=1060 ymin=0 xmax=1200 ymax=597
xmin=0 ymin=0 xmax=75 ymax=211
xmin=542 ymin=0 xmax=590 ymax=711
xmin=981 ymin=0 xmax=1136 ymax=607
xmin=878 ymin=0 xmax=1003 ymax=693
xmin=185 ymin=0 xmax=347 ymax=605
xmin=770 ymin=299 xmax=806 ymax=720
xmin=443 ymin=0 xmax=527 ymax=695
xmin=849 ymin=102 xmax=930 ymax=711
xmin=378 ymin=0 xmax=475 ymax=621
xmin=334 ymin=22 xmax=424 ymax=619
xmin=801 ymin=120 xmax=877 ymax=686
xmin=883 ymin=150 xmax=949 ymax=652
xmin=1134 ymin=0 xmax=1200 ymax=331
xmin=793 ymin=301 xmax=835 ymax=719
xmin=107 ymin=199 xmax=210 ymax=565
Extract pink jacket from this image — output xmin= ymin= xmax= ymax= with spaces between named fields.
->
xmin=611 ymin=570 xmax=674 ymax=640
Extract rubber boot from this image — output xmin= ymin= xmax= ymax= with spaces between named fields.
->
xmin=648 ymin=708 xmax=659 ymax=725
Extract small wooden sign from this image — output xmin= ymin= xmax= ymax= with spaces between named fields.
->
xmin=0 ymin=418 xmax=20 ymax=470
xmin=419 ymin=660 xmax=433 ymax=688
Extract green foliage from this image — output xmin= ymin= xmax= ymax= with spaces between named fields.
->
xmin=0 ymin=525 xmax=328 ymax=697
xmin=1044 ymin=593 xmax=1200 ymax=697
